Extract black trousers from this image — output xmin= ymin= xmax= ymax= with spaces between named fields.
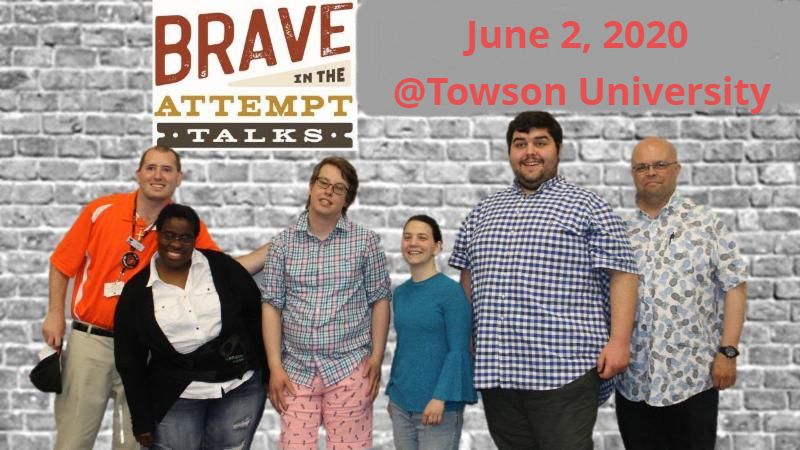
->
xmin=615 ymin=388 xmax=719 ymax=450
xmin=481 ymin=369 xmax=600 ymax=450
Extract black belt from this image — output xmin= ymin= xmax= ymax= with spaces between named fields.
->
xmin=73 ymin=321 xmax=114 ymax=338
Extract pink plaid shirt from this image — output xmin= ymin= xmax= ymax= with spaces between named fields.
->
xmin=262 ymin=212 xmax=392 ymax=387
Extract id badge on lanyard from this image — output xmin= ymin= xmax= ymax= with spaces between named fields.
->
xmin=105 ymin=207 xmax=153 ymax=298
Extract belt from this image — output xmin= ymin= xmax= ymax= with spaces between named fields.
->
xmin=73 ymin=321 xmax=114 ymax=338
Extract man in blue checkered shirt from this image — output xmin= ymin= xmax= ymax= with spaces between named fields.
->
xmin=449 ymin=111 xmax=639 ymax=449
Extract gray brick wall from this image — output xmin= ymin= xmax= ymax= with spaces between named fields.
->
xmin=1 ymin=1 xmax=799 ymax=449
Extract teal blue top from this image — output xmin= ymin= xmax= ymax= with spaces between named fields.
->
xmin=386 ymin=273 xmax=477 ymax=412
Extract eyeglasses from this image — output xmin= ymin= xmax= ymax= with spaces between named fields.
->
xmin=632 ymin=161 xmax=678 ymax=174
xmin=159 ymin=232 xmax=195 ymax=245
xmin=314 ymin=177 xmax=349 ymax=196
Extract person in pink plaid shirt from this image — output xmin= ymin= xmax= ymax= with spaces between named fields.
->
xmin=261 ymin=156 xmax=392 ymax=450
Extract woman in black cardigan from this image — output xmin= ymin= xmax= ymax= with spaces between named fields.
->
xmin=114 ymin=204 xmax=268 ymax=449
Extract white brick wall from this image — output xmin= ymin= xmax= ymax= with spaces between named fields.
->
xmin=1 ymin=1 xmax=799 ymax=449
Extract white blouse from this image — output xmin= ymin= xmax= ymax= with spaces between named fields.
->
xmin=147 ymin=250 xmax=253 ymax=399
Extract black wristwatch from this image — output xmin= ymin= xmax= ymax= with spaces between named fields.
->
xmin=718 ymin=346 xmax=740 ymax=359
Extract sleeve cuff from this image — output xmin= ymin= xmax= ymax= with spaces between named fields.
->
xmin=448 ymin=253 xmax=468 ymax=271
xmin=261 ymin=295 xmax=285 ymax=309
xmin=592 ymin=257 xmax=638 ymax=275
xmin=367 ymin=288 xmax=392 ymax=305
xmin=431 ymin=352 xmax=478 ymax=404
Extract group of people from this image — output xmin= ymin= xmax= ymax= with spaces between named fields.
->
xmin=42 ymin=110 xmax=747 ymax=450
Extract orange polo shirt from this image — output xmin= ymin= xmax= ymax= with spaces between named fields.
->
xmin=50 ymin=191 xmax=219 ymax=330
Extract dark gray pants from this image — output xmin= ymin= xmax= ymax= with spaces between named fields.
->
xmin=481 ymin=369 xmax=600 ymax=450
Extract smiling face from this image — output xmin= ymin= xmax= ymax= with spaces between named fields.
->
xmin=508 ymin=128 xmax=560 ymax=194
xmin=631 ymin=138 xmax=681 ymax=204
xmin=136 ymin=149 xmax=182 ymax=202
xmin=156 ymin=217 xmax=196 ymax=271
xmin=401 ymin=219 xmax=442 ymax=269
xmin=307 ymin=163 xmax=350 ymax=220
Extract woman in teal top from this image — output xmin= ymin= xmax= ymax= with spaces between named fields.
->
xmin=386 ymin=215 xmax=477 ymax=450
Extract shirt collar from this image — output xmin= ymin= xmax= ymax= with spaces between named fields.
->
xmin=636 ymin=191 xmax=682 ymax=219
xmin=127 ymin=190 xmax=174 ymax=227
xmin=664 ymin=192 xmax=682 ymax=212
xmin=123 ymin=191 xmax=138 ymax=224
xmin=147 ymin=249 xmax=206 ymax=287
xmin=512 ymin=175 xmax=563 ymax=196
xmin=295 ymin=210 xmax=349 ymax=237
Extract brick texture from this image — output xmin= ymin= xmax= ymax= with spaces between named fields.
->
xmin=1 ymin=2 xmax=799 ymax=449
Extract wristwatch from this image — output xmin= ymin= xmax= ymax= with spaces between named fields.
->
xmin=718 ymin=346 xmax=740 ymax=359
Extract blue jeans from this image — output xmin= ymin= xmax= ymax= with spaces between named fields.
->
xmin=389 ymin=401 xmax=463 ymax=450
xmin=152 ymin=371 xmax=266 ymax=450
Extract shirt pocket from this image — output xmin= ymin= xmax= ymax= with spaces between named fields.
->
xmin=551 ymin=214 xmax=583 ymax=235
xmin=660 ymin=231 xmax=709 ymax=296
xmin=189 ymin=285 xmax=221 ymax=324
xmin=286 ymin=254 xmax=314 ymax=288
xmin=547 ymin=215 xmax=588 ymax=248
xmin=533 ymin=215 xmax=589 ymax=267
xmin=332 ymin=253 xmax=362 ymax=291
xmin=153 ymin=300 xmax=183 ymax=331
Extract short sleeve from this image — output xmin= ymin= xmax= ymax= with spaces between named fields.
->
xmin=449 ymin=206 xmax=477 ymax=271
xmin=363 ymin=231 xmax=392 ymax=305
xmin=710 ymin=215 xmax=748 ymax=291
xmin=587 ymin=199 xmax=638 ymax=274
xmin=50 ymin=202 xmax=97 ymax=277
xmin=194 ymin=220 xmax=220 ymax=251
xmin=261 ymin=233 xmax=288 ymax=309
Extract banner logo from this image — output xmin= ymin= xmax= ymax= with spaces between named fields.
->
xmin=153 ymin=1 xmax=356 ymax=149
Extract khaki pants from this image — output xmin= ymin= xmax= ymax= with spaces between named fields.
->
xmin=54 ymin=329 xmax=138 ymax=450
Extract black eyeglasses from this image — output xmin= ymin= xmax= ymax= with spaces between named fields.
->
xmin=314 ymin=177 xmax=349 ymax=196
xmin=632 ymin=161 xmax=678 ymax=173
xmin=159 ymin=232 xmax=195 ymax=245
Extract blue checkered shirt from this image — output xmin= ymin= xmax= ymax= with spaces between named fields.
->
xmin=449 ymin=176 xmax=637 ymax=401
xmin=262 ymin=212 xmax=392 ymax=387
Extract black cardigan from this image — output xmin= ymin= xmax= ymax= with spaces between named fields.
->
xmin=114 ymin=249 xmax=267 ymax=436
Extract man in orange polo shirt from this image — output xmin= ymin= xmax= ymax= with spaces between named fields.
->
xmin=42 ymin=145 xmax=267 ymax=449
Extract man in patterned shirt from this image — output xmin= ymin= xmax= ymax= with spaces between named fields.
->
xmin=261 ymin=156 xmax=392 ymax=450
xmin=449 ymin=111 xmax=639 ymax=449
xmin=616 ymin=137 xmax=748 ymax=449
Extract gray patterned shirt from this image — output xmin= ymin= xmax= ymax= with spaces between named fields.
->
xmin=617 ymin=194 xmax=748 ymax=406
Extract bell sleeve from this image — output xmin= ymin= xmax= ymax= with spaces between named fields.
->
xmin=431 ymin=285 xmax=478 ymax=404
